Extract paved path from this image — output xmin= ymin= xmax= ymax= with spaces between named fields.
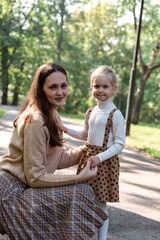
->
xmin=0 ymin=105 xmax=160 ymax=240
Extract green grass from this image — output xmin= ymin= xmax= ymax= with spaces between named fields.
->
xmin=126 ymin=123 xmax=160 ymax=159
xmin=61 ymin=113 xmax=85 ymax=124
xmin=60 ymin=113 xmax=160 ymax=159
xmin=0 ymin=108 xmax=6 ymax=118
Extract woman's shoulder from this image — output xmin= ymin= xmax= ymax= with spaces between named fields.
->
xmin=18 ymin=109 xmax=45 ymax=128
xmin=32 ymin=111 xmax=44 ymax=124
xmin=23 ymin=112 xmax=49 ymax=138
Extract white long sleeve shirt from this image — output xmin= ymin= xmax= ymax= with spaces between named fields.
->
xmin=66 ymin=98 xmax=125 ymax=162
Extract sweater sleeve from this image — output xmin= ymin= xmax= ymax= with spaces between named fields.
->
xmin=98 ymin=110 xmax=125 ymax=162
xmin=23 ymin=119 xmax=77 ymax=187
xmin=57 ymin=146 xmax=85 ymax=170
xmin=65 ymin=111 xmax=89 ymax=141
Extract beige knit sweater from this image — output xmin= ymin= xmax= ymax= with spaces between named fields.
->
xmin=1 ymin=113 xmax=84 ymax=187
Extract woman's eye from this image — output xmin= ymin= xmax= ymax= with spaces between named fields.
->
xmin=50 ymin=85 xmax=56 ymax=89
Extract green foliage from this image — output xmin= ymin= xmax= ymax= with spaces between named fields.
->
xmin=0 ymin=0 xmax=159 ymax=123
xmin=139 ymin=70 xmax=160 ymax=123
xmin=0 ymin=108 xmax=6 ymax=118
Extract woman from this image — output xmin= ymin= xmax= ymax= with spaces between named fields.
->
xmin=0 ymin=63 xmax=108 ymax=240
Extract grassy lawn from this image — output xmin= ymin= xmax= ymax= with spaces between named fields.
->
xmin=0 ymin=108 xmax=6 ymax=118
xmin=126 ymin=123 xmax=160 ymax=159
xmin=61 ymin=113 xmax=85 ymax=124
xmin=61 ymin=113 xmax=160 ymax=159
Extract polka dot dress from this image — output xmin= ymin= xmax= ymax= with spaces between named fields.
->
xmin=77 ymin=108 xmax=120 ymax=203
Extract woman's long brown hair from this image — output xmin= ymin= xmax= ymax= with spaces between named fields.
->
xmin=14 ymin=63 xmax=67 ymax=147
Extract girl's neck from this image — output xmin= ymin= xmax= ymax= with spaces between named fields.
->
xmin=96 ymin=98 xmax=113 ymax=109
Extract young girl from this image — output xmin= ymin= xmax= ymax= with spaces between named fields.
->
xmin=59 ymin=65 xmax=125 ymax=240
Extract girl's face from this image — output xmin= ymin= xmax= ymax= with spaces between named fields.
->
xmin=92 ymin=74 xmax=117 ymax=102
xmin=43 ymin=71 xmax=68 ymax=109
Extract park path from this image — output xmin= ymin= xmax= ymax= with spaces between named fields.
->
xmin=0 ymin=104 xmax=160 ymax=240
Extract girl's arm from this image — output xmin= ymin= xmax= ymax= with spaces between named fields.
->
xmin=87 ymin=110 xmax=125 ymax=166
xmin=98 ymin=110 xmax=125 ymax=162
xmin=57 ymin=111 xmax=90 ymax=141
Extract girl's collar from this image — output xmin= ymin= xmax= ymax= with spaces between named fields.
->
xmin=96 ymin=98 xmax=113 ymax=109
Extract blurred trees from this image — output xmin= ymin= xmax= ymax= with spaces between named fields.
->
xmin=130 ymin=0 xmax=160 ymax=123
xmin=0 ymin=0 xmax=159 ymax=123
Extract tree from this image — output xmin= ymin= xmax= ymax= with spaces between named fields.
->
xmin=58 ymin=0 xmax=65 ymax=63
xmin=131 ymin=36 xmax=160 ymax=123
xmin=126 ymin=0 xmax=160 ymax=124
xmin=0 ymin=0 xmax=40 ymax=105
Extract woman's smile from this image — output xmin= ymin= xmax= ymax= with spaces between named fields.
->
xmin=43 ymin=71 xmax=68 ymax=108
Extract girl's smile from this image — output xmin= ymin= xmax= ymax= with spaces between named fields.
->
xmin=92 ymin=75 xmax=117 ymax=102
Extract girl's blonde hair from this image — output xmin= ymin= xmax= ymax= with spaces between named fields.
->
xmin=90 ymin=65 xmax=117 ymax=88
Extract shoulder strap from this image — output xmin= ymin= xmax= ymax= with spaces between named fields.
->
xmin=103 ymin=108 xmax=117 ymax=149
xmin=85 ymin=106 xmax=94 ymax=129
xmin=86 ymin=106 xmax=94 ymax=120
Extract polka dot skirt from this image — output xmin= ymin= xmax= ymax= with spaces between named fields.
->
xmin=77 ymin=108 xmax=120 ymax=203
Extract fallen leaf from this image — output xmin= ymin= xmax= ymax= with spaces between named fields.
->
xmin=120 ymin=213 xmax=125 ymax=216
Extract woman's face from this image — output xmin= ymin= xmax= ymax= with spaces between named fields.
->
xmin=43 ymin=71 xmax=68 ymax=109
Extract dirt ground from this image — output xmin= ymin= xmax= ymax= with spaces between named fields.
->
xmin=0 ymin=105 xmax=160 ymax=240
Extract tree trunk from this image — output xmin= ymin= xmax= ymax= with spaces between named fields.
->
xmin=12 ymin=62 xmax=25 ymax=106
xmin=131 ymin=35 xmax=160 ymax=124
xmin=12 ymin=87 xmax=19 ymax=106
xmin=131 ymin=72 xmax=150 ymax=123
xmin=1 ymin=14 xmax=10 ymax=105
xmin=1 ymin=45 xmax=9 ymax=105
xmin=57 ymin=0 xmax=65 ymax=63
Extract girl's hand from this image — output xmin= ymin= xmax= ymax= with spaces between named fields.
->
xmin=76 ymin=159 xmax=97 ymax=182
xmin=86 ymin=155 xmax=100 ymax=169
xmin=54 ymin=114 xmax=68 ymax=133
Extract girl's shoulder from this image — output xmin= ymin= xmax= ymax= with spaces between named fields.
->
xmin=113 ymin=108 xmax=125 ymax=123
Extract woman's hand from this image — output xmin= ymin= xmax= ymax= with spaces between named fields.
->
xmin=76 ymin=159 xmax=97 ymax=183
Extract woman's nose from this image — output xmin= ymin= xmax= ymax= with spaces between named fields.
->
xmin=56 ymin=88 xmax=62 ymax=95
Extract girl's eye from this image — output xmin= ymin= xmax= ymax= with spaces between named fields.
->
xmin=94 ymin=85 xmax=99 ymax=89
xmin=103 ymin=85 xmax=108 ymax=89
xmin=61 ymin=84 xmax=67 ymax=89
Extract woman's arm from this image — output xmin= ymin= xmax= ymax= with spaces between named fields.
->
xmin=23 ymin=118 xmax=77 ymax=187
xmin=23 ymin=117 xmax=96 ymax=187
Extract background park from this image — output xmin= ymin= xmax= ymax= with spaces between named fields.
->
xmin=0 ymin=1 xmax=160 ymax=239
